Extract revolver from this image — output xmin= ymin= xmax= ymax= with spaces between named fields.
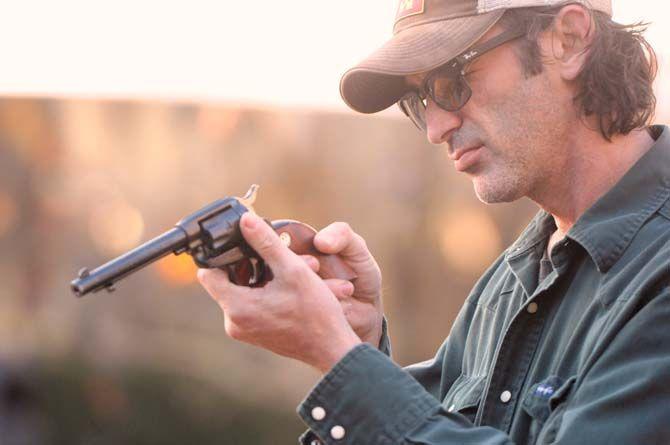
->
xmin=70 ymin=185 xmax=356 ymax=297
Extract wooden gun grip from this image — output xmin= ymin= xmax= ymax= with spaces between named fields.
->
xmin=271 ymin=220 xmax=357 ymax=281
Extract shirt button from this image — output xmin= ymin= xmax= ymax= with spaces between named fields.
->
xmin=448 ymin=404 xmax=456 ymax=412
xmin=527 ymin=302 xmax=539 ymax=314
xmin=310 ymin=440 xmax=322 ymax=445
xmin=500 ymin=390 xmax=512 ymax=403
xmin=311 ymin=406 xmax=326 ymax=421
xmin=330 ymin=425 xmax=346 ymax=440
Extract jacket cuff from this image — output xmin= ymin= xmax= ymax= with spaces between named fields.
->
xmin=296 ymin=343 xmax=440 ymax=444
xmin=299 ymin=317 xmax=391 ymax=444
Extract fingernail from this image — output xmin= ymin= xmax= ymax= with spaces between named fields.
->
xmin=243 ymin=213 xmax=259 ymax=230
xmin=341 ymin=281 xmax=354 ymax=297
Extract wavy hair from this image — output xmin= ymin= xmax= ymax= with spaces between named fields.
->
xmin=499 ymin=5 xmax=658 ymax=140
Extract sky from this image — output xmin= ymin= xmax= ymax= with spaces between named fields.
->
xmin=0 ymin=1 xmax=667 ymax=116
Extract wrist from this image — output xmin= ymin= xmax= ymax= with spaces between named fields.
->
xmin=314 ymin=331 xmax=362 ymax=374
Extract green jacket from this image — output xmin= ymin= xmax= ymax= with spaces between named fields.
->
xmin=299 ymin=125 xmax=670 ymax=444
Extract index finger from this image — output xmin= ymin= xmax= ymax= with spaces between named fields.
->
xmin=240 ymin=212 xmax=297 ymax=272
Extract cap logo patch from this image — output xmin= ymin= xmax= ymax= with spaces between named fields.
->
xmin=395 ymin=0 xmax=424 ymax=23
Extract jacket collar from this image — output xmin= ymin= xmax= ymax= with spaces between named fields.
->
xmin=507 ymin=126 xmax=670 ymax=273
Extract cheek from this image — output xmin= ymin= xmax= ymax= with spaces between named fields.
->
xmin=464 ymin=84 xmax=524 ymax=153
xmin=470 ymin=70 xmax=556 ymax=145
xmin=462 ymin=71 xmax=527 ymax=142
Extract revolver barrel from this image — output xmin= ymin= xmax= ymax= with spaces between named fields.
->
xmin=71 ymin=227 xmax=188 ymax=297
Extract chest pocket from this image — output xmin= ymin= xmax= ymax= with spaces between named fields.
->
xmin=442 ymin=374 xmax=487 ymax=425
xmin=522 ymin=375 xmax=577 ymax=444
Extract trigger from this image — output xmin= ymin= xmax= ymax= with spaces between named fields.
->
xmin=248 ymin=257 xmax=261 ymax=286
xmin=228 ymin=257 xmax=269 ymax=287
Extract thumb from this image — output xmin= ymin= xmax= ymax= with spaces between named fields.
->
xmin=314 ymin=222 xmax=370 ymax=263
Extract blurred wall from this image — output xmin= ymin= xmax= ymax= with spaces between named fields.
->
xmin=0 ymin=96 xmax=610 ymax=443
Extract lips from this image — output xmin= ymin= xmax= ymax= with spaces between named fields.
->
xmin=450 ymin=144 xmax=484 ymax=172
xmin=449 ymin=144 xmax=483 ymax=161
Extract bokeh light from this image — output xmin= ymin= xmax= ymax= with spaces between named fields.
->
xmin=156 ymin=253 xmax=198 ymax=287
xmin=87 ymin=198 xmax=145 ymax=255
xmin=438 ymin=207 xmax=502 ymax=275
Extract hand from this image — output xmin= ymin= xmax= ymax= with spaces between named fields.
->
xmin=310 ymin=222 xmax=384 ymax=348
xmin=197 ymin=212 xmax=361 ymax=374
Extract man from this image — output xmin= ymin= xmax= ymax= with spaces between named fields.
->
xmin=198 ymin=0 xmax=670 ymax=443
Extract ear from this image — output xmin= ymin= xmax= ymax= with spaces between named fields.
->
xmin=545 ymin=5 xmax=595 ymax=81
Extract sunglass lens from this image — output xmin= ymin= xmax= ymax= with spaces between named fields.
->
xmin=398 ymin=93 xmax=426 ymax=131
xmin=431 ymin=75 xmax=471 ymax=111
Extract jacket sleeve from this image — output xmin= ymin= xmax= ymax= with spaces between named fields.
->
xmin=296 ymin=343 xmax=512 ymax=445
xmin=297 ymin=287 xmax=670 ymax=444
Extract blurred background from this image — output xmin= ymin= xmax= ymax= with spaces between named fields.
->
xmin=0 ymin=1 xmax=667 ymax=444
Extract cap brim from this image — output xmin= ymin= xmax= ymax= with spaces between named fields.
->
xmin=340 ymin=10 xmax=505 ymax=114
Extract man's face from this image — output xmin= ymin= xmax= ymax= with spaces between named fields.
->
xmin=408 ymin=24 xmax=575 ymax=204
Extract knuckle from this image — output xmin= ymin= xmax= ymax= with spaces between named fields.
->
xmin=284 ymin=262 xmax=311 ymax=285
xmin=227 ymin=306 xmax=246 ymax=325
xmin=284 ymin=262 xmax=305 ymax=280
xmin=225 ymin=322 xmax=243 ymax=340
xmin=226 ymin=307 xmax=253 ymax=335
xmin=334 ymin=221 xmax=353 ymax=236
xmin=353 ymin=233 xmax=368 ymax=249
xmin=196 ymin=268 xmax=210 ymax=285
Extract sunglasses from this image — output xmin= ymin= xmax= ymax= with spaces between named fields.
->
xmin=398 ymin=29 xmax=525 ymax=131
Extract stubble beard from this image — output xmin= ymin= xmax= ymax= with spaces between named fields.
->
xmin=472 ymin=155 xmax=534 ymax=204
xmin=449 ymin=124 xmax=526 ymax=203
xmin=468 ymin=72 xmax=565 ymax=205
xmin=452 ymin=125 xmax=536 ymax=204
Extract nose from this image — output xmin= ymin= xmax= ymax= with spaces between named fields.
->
xmin=425 ymin=99 xmax=462 ymax=145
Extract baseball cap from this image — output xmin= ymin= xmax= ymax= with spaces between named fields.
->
xmin=340 ymin=0 xmax=613 ymax=114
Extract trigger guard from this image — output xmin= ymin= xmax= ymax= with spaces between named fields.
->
xmin=227 ymin=257 xmax=270 ymax=287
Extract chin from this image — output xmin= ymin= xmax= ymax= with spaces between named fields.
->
xmin=472 ymin=177 xmax=524 ymax=204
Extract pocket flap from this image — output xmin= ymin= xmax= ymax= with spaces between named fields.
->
xmin=549 ymin=375 xmax=577 ymax=411
xmin=522 ymin=375 xmax=576 ymax=422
